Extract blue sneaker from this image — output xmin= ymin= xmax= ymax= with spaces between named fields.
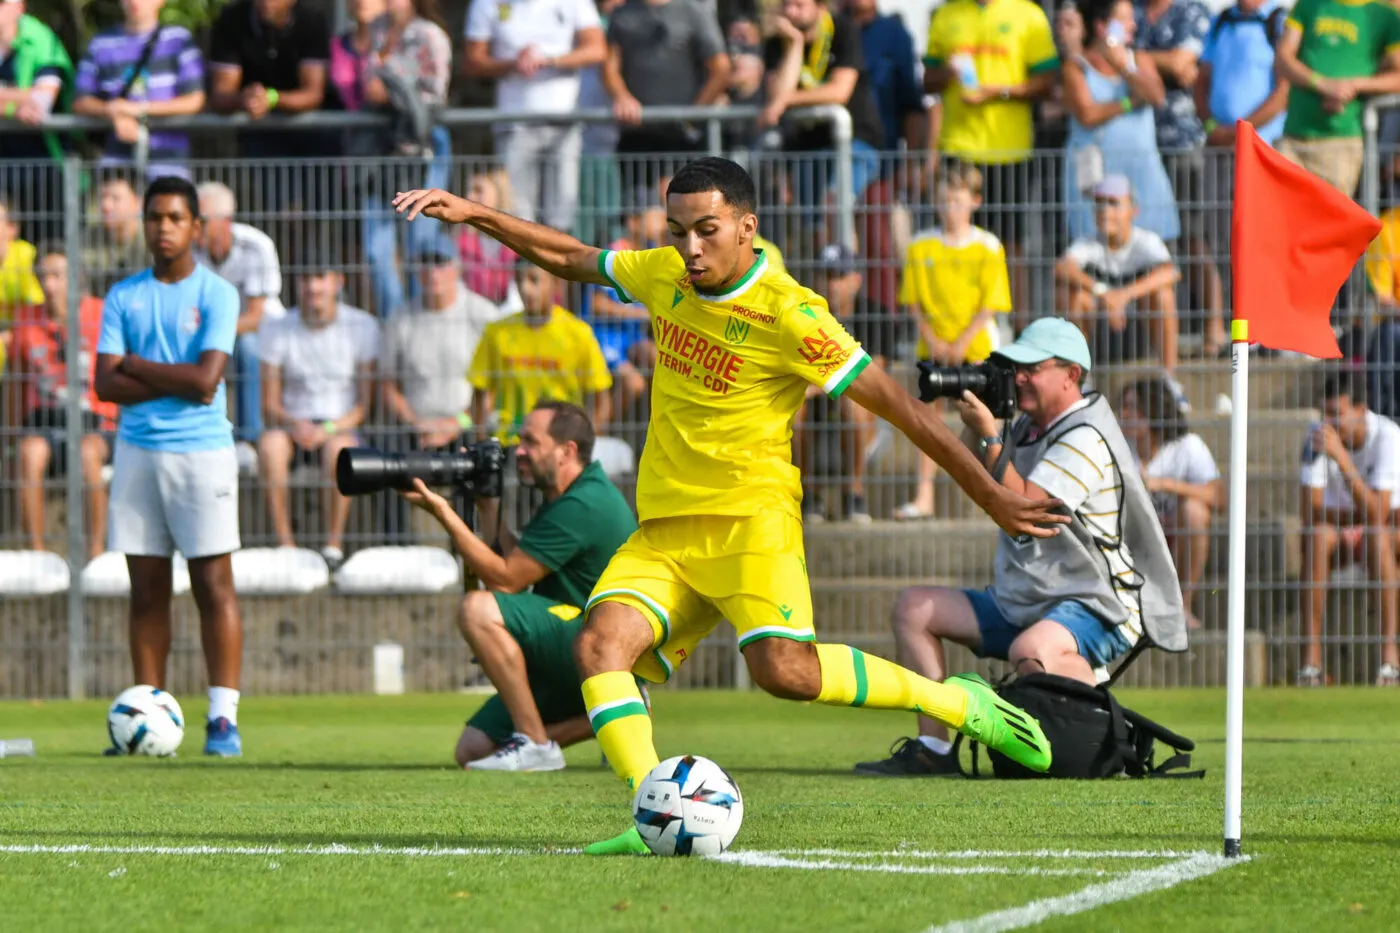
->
xmin=204 ymin=717 xmax=242 ymax=757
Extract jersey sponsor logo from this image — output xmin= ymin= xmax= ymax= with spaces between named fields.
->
xmin=502 ymin=354 xmax=563 ymax=372
xmin=672 ymin=288 xmax=685 ymax=308
xmin=1314 ymin=16 xmax=1358 ymax=44
xmin=778 ymin=604 xmax=793 ymax=621
xmin=797 ymin=303 xmax=818 ymax=319
xmin=729 ymin=303 xmax=776 ymax=324
xmin=798 ymin=326 xmax=846 ymax=365
xmin=653 ymin=315 xmax=746 ymax=389
xmin=182 ymin=307 xmax=201 ymax=334
xmin=724 ymin=317 xmax=750 ymax=346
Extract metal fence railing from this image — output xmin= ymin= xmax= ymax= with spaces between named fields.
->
xmin=2 ymin=113 xmax=1399 ymax=697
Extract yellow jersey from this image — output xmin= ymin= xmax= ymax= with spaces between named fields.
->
xmin=599 ymin=247 xmax=870 ymax=521
xmin=898 ymin=225 xmax=1011 ymax=362
xmin=925 ymin=0 xmax=1059 ymax=162
xmin=0 ymin=238 xmax=43 ymax=374
xmin=468 ymin=306 xmax=613 ymax=442
xmin=1367 ymin=206 xmax=1400 ymax=311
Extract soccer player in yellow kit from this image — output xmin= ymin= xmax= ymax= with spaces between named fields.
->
xmin=395 ymin=158 xmax=1062 ymax=855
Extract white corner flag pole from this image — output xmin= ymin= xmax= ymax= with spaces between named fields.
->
xmin=1223 ymin=319 xmax=1249 ymax=859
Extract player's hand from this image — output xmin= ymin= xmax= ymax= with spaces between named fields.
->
xmin=14 ymin=99 xmax=45 ymax=125
xmin=990 ymin=487 xmax=1069 ymax=539
xmin=960 ymin=86 xmax=997 ymax=107
xmin=757 ymin=99 xmax=789 ymax=129
xmin=1314 ymin=424 xmax=1350 ymax=466
xmin=111 ymin=112 xmax=142 ymax=143
xmin=291 ymin=420 xmax=324 ymax=449
xmin=393 ymin=188 xmax=476 ymax=224
xmin=242 ymin=83 xmax=271 ymax=119
xmin=956 ymin=389 xmax=998 ymax=438
xmin=613 ymin=93 xmax=643 ymax=125
xmin=1100 ymin=289 xmax=1130 ymax=330
xmin=516 ymin=46 xmax=548 ymax=78
xmin=772 ymin=14 xmax=805 ymax=43
xmin=400 ymin=477 xmax=450 ymax=516
xmin=1206 ymin=122 xmax=1236 ymax=148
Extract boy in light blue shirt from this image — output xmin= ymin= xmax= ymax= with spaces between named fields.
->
xmin=95 ymin=175 xmax=247 ymax=758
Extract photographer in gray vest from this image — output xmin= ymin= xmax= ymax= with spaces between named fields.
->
xmin=856 ymin=318 xmax=1186 ymax=776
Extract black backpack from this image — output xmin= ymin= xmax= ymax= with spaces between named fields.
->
xmin=953 ymin=672 xmax=1204 ymax=780
xmin=1207 ymin=6 xmax=1289 ymax=49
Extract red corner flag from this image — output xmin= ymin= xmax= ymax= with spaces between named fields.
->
xmin=1232 ymin=120 xmax=1381 ymax=359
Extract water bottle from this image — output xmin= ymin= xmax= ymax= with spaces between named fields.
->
xmin=0 ymin=739 xmax=36 ymax=758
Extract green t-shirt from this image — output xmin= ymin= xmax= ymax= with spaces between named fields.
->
xmin=516 ymin=461 xmax=638 ymax=609
xmin=1284 ymin=0 xmax=1400 ymax=139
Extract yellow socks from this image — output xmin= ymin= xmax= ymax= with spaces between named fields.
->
xmin=813 ymin=643 xmax=967 ymax=728
xmin=582 ymin=671 xmax=660 ymax=790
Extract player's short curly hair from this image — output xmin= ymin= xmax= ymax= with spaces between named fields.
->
xmin=668 ymin=157 xmax=756 ymax=215
xmin=143 ymin=175 xmax=200 ymax=219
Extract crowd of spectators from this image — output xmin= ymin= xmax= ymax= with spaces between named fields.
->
xmin=4 ymin=0 xmax=1400 ymax=665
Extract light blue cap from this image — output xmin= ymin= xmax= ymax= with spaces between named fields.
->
xmin=993 ymin=317 xmax=1093 ymax=372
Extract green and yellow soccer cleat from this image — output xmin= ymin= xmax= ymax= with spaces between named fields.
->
xmin=583 ymin=825 xmax=650 ymax=856
xmin=947 ymin=673 xmax=1052 ymax=773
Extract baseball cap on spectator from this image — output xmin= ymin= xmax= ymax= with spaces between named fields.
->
xmin=816 ymin=242 xmax=858 ymax=277
xmin=993 ymin=317 xmax=1093 ymax=372
xmin=1092 ymin=174 xmax=1134 ymax=201
xmin=415 ymin=236 xmax=459 ymax=266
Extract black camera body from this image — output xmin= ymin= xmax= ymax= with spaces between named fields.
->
xmin=335 ymin=439 xmax=508 ymax=499
xmin=916 ymin=356 xmax=1019 ymax=421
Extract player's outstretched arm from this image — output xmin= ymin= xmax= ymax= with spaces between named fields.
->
xmin=392 ymin=188 xmax=609 ymax=287
xmin=844 ymin=365 xmax=1068 ymax=539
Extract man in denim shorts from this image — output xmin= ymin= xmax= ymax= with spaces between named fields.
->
xmin=857 ymin=318 xmax=1185 ymax=775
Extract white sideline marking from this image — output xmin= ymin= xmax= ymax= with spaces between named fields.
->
xmin=923 ymin=852 xmax=1248 ymax=933
xmin=1 ymin=842 xmax=1169 ymax=867
xmin=712 ymin=852 xmax=1111 ymax=878
xmin=763 ymin=848 xmax=1193 ymax=860
xmin=0 ymin=843 xmax=581 ymax=858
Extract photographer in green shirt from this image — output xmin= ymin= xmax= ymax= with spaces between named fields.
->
xmin=402 ymin=400 xmax=638 ymax=771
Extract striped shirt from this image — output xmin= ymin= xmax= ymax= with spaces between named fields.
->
xmin=75 ymin=26 xmax=205 ymax=174
xmin=1027 ymin=401 xmax=1143 ymax=642
xmin=197 ymin=222 xmax=285 ymax=322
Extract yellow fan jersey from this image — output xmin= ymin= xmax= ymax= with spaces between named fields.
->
xmin=898 ymin=225 xmax=1011 ymax=362
xmin=598 ymin=247 xmax=871 ymax=522
xmin=468 ymin=305 xmax=613 ymax=442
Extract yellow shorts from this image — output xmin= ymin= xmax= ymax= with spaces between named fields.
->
xmin=584 ymin=512 xmax=814 ymax=683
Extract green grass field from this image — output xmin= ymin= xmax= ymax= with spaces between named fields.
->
xmin=2 ymin=689 xmax=1397 ymax=932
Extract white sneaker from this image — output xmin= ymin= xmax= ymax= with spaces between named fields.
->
xmin=466 ymin=733 xmax=566 ymax=771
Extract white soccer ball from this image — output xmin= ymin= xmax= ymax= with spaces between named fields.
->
xmin=632 ymin=755 xmax=744 ymax=856
xmin=106 ymin=685 xmax=185 ymax=757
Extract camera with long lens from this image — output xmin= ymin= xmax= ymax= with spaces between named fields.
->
xmin=334 ymin=439 xmax=507 ymax=499
xmin=916 ymin=356 xmax=1019 ymax=421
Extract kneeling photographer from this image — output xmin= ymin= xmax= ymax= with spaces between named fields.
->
xmin=337 ymin=401 xmax=638 ymax=771
xmin=856 ymin=318 xmax=1185 ymax=777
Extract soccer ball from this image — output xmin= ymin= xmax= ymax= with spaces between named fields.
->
xmin=106 ymin=685 xmax=185 ymax=757
xmin=632 ymin=755 xmax=744 ymax=856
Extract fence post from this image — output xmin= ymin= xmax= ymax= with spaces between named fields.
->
xmin=829 ymin=107 xmax=856 ymax=250
xmin=707 ymin=117 xmax=723 ymax=157
xmin=1363 ymin=102 xmax=1381 ymax=218
xmin=63 ymin=154 xmax=88 ymax=700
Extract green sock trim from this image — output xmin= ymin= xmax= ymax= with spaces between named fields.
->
xmin=851 ymin=647 xmax=869 ymax=708
xmin=588 ymin=699 xmax=649 ymax=732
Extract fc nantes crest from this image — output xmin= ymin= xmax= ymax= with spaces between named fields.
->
xmin=724 ymin=317 xmax=750 ymax=346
